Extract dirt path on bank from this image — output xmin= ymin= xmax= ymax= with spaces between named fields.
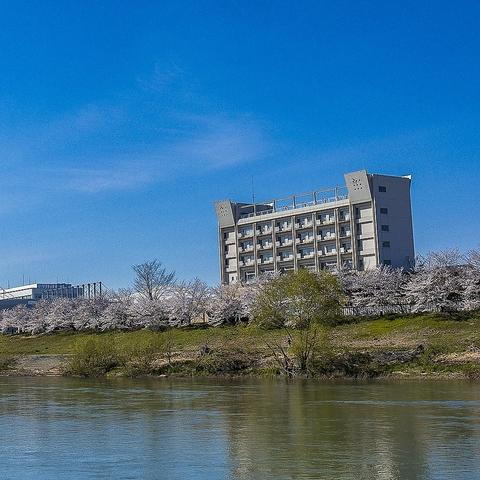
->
xmin=3 ymin=355 xmax=69 ymax=376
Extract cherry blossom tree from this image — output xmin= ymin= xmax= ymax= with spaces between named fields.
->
xmin=208 ymin=282 xmax=246 ymax=326
xmin=340 ymin=266 xmax=407 ymax=312
xmin=168 ymin=278 xmax=210 ymax=326
xmin=0 ymin=305 xmax=33 ymax=334
xmin=100 ymin=289 xmax=138 ymax=330
xmin=404 ymin=249 xmax=464 ymax=313
xmin=463 ymin=249 xmax=480 ymax=311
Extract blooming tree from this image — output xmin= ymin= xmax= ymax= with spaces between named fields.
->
xmin=168 ymin=278 xmax=210 ymax=326
xmin=463 ymin=249 xmax=480 ymax=311
xmin=208 ymin=282 xmax=247 ymax=326
xmin=1 ymin=250 xmax=479 ymax=335
xmin=341 ymin=266 xmax=407 ymax=311
xmin=404 ymin=249 xmax=464 ymax=313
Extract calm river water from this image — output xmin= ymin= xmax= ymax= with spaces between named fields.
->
xmin=0 ymin=377 xmax=479 ymax=479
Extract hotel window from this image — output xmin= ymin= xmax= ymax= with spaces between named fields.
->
xmin=380 ymin=207 xmax=388 ymax=214
xmin=379 ymin=186 xmax=387 ymax=192
xmin=381 ymin=225 xmax=389 ymax=232
xmin=382 ymin=241 xmax=391 ymax=248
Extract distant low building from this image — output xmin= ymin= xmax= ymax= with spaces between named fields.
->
xmin=0 ymin=282 xmax=103 ymax=309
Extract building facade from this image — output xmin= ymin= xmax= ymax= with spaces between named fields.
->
xmin=0 ymin=282 xmax=103 ymax=309
xmin=0 ymin=283 xmax=92 ymax=301
xmin=215 ymin=170 xmax=414 ymax=284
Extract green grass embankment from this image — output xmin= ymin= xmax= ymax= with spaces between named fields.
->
xmin=1 ymin=312 xmax=479 ymax=378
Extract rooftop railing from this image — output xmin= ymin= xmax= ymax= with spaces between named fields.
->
xmin=238 ymin=186 xmax=348 ymax=220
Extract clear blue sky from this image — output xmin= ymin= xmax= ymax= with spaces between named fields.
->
xmin=1 ymin=1 xmax=479 ymax=289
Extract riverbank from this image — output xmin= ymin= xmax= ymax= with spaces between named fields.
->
xmin=1 ymin=312 xmax=479 ymax=379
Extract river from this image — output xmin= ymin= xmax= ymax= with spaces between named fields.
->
xmin=0 ymin=377 xmax=479 ymax=479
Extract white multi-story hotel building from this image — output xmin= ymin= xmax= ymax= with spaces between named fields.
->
xmin=215 ymin=170 xmax=414 ymax=284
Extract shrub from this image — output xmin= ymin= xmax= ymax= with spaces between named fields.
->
xmin=252 ymin=269 xmax=344 ymax=329
xmin=0 ymin=355 xmax=17 ymax=371
xmin=195 ymin=347 xmax=259 ymax=375
xmin=313 ymin=351 xmax=386 ymax=378
xmin=65 ymin=336 xmax=120 ymax=377
xmin=119 ymin=337 xmax=162 ymax=377
xmin=464 ymin=363 xmax=480 ymax=380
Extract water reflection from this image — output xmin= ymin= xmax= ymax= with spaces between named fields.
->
xmin=0 ymin=377 xmax=479 ymax=479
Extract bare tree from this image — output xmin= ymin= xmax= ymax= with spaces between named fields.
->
xmin=132 ymin=259 xmax=175 ymax=301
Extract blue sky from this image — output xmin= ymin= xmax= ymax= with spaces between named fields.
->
xmin=1 ymin=1 xmax=479 ymax=289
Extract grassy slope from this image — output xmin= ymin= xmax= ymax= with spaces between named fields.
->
xmin=1 ymin=312 xmax=479 ymax=377
xmin=0 ymin=325 xmax=282 ymax=356
xmin=332 ymin=313 xmax=480 ymax=351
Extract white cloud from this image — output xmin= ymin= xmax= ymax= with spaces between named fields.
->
xmin=55 ymin=113 xmax=272 ymax=193
xmin=0 ymin=65 xmax=273 ymax=198
xmin=63 ymin=164 xmax=156 ymax=193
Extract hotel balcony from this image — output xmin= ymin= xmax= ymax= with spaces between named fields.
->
xmin=339 ymin=231 xmax=352 ymax=238
xmin=256 ymin=227 xmax=273 ymax=236
xmin=238 ymin=231 xmax=254 ymax=239
xmin=276 ymin=255 xmax=294 ymax=262
xmin=338 ymin=214 xmax=351 ymax=222
xmin=239 ymin=245 xmax=254 ymax=253
xmin=275 ymin=224 xmax=292 ymax=233
xmin=323 ymin=250 xmax=337 ymax=256
xmin=276 ymin=239 xmax=293 ymax=247
xmin=295 ymin=222 xmax=313 ymax=230
xmin=318 ymin=233 xmax=336 ymax=241
xmin=243 ymin=259 xmax=255 ymax=267
xmin=316 ymin=217 xmax=335 ymax=226
xmin=297 ymin=252 xmax=315 ymax=260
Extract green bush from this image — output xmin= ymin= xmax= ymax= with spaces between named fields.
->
xmin=312 ymin=351 xmax=386 ymax=378
xmin=252 ymin=269 xmax=345 ymax=329
xmin=119 ymin=337 xmax=161 ymax=377
xmin=195 ymin=347 xmax=259 ymax=375
xmin=0 ymin=355 xmax=17 ymax=371
xmin=65 ymin=336 xmax=120 ymax=377
xmin=463 ymin=363 xmax=480 ymax=380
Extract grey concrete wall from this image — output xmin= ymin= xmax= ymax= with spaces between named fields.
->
xmin=370 ymin=174 xmax=415 ymax=269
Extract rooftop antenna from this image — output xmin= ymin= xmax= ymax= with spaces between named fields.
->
xmin=251 ymin=175 xmax=255 ymax=205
